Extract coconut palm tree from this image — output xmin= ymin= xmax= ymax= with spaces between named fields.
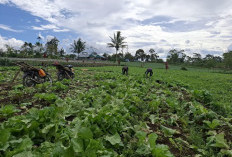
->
xmin=70 ymin=38 xmax=86 ymax=59
xmin=107 ymin=31 xmax=127 ymax=62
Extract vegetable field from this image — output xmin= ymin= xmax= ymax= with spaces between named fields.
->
xmin=0 ymin=66 xmax=232 ymax=157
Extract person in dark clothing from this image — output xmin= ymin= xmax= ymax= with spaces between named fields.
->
xmin=122 ymin=66 xmax=128 ymax=75
xmin=145 ymin=68 xmax=153 ymax=77
xmin=165 ymin=62 xmax=169 ymax=71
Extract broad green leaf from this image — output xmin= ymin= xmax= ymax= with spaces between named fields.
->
xmin=71 ymin=138 xmax=83 ymax=153
xmin=149 ymin=115 xmax=156 ymax=124
xmin=85 ymin=139 xmax=102 ymax=157
xmin=203 ymin=119 xmax=220 ymax=129
xmin=220 ymin=149 xmax=232 ymax=156
xmin=148 ymin=133 xmax=158 ymax=150
xmin=151 ymin=144 xmax=174 ymax=157
xmin=105 ymin=133 xmax=121 ymax=145
xmin=13 ymin=151 xmax=33 ymax=157
xmin=56 ymin=99 xmax=67 ymax=107
xmin=211 ymin=133 xmax=229 ymax=149
xmin=135 ymin=131 xmax=147 ymax=143
xmin=41 ymin=124 xmax=55 ymax=134
xmin=161 ymin=125 xmax=179 ymax=137
xmin=6 ymin=137 xmax=33 ymax=157
xmin=136 ymin=144 xmax=150 ymax=155
xmin=78 ymin=127 xmax=93 ymax=139
xmin=0 ymin=129 xmax=10 ymax=151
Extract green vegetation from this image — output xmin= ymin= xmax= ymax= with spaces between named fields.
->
xmin=0 ymin=65 xmax=231 ymax=156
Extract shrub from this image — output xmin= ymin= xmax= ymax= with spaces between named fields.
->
xmin=0 ymin=58 xmax=14 ymax=66
xmin=180 ymin=67 xmax=188 ymax=71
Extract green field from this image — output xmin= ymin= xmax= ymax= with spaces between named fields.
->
xmin=0 ymin=64 xmax=232 ymax=156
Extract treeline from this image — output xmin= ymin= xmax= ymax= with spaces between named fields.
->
xmin=0 ymin=37 xmax=86 ymax=59
xmin=166 ymin=49 xmax=232 ymax=69
xmin=103 ymin=48 xmax=164 ymax=63
xmin=103 ymin=48 xmax=232 ymax=69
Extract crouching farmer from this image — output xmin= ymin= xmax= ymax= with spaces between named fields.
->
xmin=122 ymin=66 xmax=128 ymax=75
xmin=145 ymin=68 xmax=153 ymax=77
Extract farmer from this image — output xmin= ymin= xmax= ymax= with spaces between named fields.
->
xmin=165 ymin=61 xmax=169 ymax=71
xmin=43 ymin=53 xmax=47 ymax=58
xmin=118 ymin=60 xmax=121 ymax=65
xmin=122 ymin=66 xmax=128 ymax=75
xmin=66 ymin=58 xmax=69 ymax=62
xmin=145 ymin=68 xmax=153 ymax=77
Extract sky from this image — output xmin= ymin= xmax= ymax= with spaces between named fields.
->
xmin=0 ymin=0 xmax=232 ymax=59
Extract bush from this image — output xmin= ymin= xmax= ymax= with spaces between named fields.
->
xmin=180 ymin=67 xmax=188 ymax=71
xmin=192 ymin=90 xmax=212 ymax=104
xmin=0 ymin=58 xmax=14 ymax=66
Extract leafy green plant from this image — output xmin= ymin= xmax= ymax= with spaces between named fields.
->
xmin=161 ymin=125 xmax=180 ymax=137
xmin=193 ymin=90 xmax=212 ymax=104
xmin=0 ymin=66 xmax=232 ymax=156
xmin=207 ymin=132 xmax=229 ymax=149
xmin=34 ymin=93 xmax=58 ymax=104
xmin=203 ymin=119 xmax=220 ymax=129
xmin=51 ymin=81 xmax=68 ymax=91
xmin=151 ymin=144 xmax=174 ymax=157
xmin=0 ymin=105 xmax=20 ymax=118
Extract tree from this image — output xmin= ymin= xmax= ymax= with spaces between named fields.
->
xmin=46 ymin=37 xmax=59 ymax=57
xmin=117 ymin=52 xmax=124 ymax=61
xmin=103 ymin=53 xmax=109 ymax=58
xmin=107 ymin=31 xmax=127 ymax=62
xmin=167 ymin=49 xmax=186 ymax=64
xmin=203 ymin=54 xmax=223 ymax=68
xmin=20 ymin=42 xmax=34 ymax=57
xmin=145 ymin=54 xmax=151 ymax=62
xmin=149 ymin=48 xmax=155 ymax=54
xmin=149 ymin=48 xmax=159 ymax=62
xmin=135 ymin=49 xmax=146 ymax=61
xmin=124 ymin=52 xmax=134 ymax=61
xmin=186 ymin=56 xmax=193 ymax=64
xmin=66 ymin=54 xmax=76 ymax=59
xmin=20 ymin=42 xmax=29 ymax=57
xmin=59 ymin=48 xmax=65 ymax=57
xmin=70 ymin=38 xmax=86 ymax=59
xmin=192 ymin=53 xmax=202 ymax=64
xmin=35 ymin=41 xmax=44 ymax=54
xmin=0 ymin=48 xmax=4 ymax=57
xmin=223 ymin=51 xmax=232 ymax=69
xmin=5 ymin=44 xmax=16 ymax=57
xmin=27 ymin=42 xmax=34 ymax=56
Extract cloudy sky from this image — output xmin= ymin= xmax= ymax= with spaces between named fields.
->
xmin=0 ymin=0 xmax=232 ymax=58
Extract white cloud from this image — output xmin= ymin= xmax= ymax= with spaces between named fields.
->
xmin=32 ymin=24 xmax=69 ymax=32
xmin=0 ymin=0 xmax=8 ymax=4
xmin=0 ymin=24 xmax=22 ymax=32
xmin=53 ymin=28 xmax=69 ymax=32
xmin=32 ymin=24 xmax=58 ymax=30
xmin=185 ymin=40 xmax=190 ymax=44
xmin=45 ymin=35 xmax=55 ymax=42
xmin=0 ymin=35 xmax=24 ymax=50
xmin=228 ymin=44 xmax=232 ymax=51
